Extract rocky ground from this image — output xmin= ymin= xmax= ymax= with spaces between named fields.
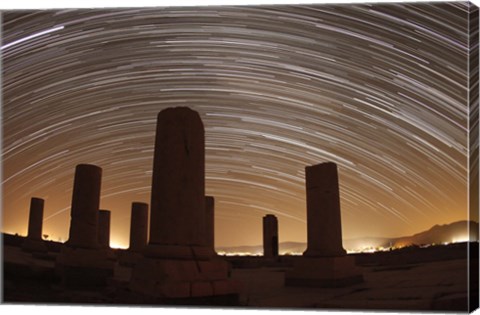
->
xmin=2 ymin=238 xmax=478 ymax=312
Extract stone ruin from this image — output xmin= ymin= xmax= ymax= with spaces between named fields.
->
xmin=205 ymin=196 xmax=215 ymax=253
xmin=118 ymin=202 xmax=149 ymax=267
xmin=55 ymin=164 xmax=114 ymax=288
xmin=129 ymin=107 xmax=240 ymax=300
xmin=263 ymin=214 xmax=279 ymax=258
xmin=285 ymin=162 xmax=363 ymax=287
xmin=129 ymin=202 xmax=149 ymax=252
xmin=98 ymin=209 xmax=111 ymax=249
xmin=21 ymin=197 xmax=48 ymax=253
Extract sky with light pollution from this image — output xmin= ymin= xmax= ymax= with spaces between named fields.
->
xmin=1 ymin=1 xmax=476 ymax=248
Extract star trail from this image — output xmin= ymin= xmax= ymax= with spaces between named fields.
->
xmin=1 ymin=2 xmax=474 ymax=247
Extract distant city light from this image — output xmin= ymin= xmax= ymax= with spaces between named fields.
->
xmin=110 ymin=242 xmax=128 ymax=249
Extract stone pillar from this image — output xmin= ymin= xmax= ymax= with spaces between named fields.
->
xmin=67 ymin=164 xmax=102 ymax=249
xmin=22 ymin=197 xmax=47 ymax=253
xmin=263 ymin=214 xmax=278 ymax=258
xmin=285 ymin=162 xmax=363 ymax=287
xmin=130 ymin=107 xmax=240 ymax=300
xmin=98 ymin=210 xmax=111 ymax=249
xmin=205 ymin=196 xmax=215 ymax=252
xmin=129 ymin=202 xmax=148 ymax=252
xmin=304 ymin=162 xmax=346 ymax=257
xmin=56 ymin=164 xmax=114 ymax=288
xmin=145 ymin=107 xmax=209 ymax=259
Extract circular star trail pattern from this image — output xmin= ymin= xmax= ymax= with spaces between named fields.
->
xmin=2 ymin=2 xmax=471 ymax=247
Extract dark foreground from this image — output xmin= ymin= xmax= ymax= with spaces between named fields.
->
xmin=2 ymin=235 xmax=478 ymax=312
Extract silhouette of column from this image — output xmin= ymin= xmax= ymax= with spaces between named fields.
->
xmin=27 ymin=197 xmax=44 ymax=240
xmin=98 ymin=210 xmax=111 ymax=248
xmin=66 ymin=164 xmax=102 ymax=249
xmin=129 ymin=202 xmax=148 ymax=251
xmin=130 ymin=107 xmax=240 ymax=299
xmin=22 ymin=197 xmax=47 ymax=252
xmin=285 ymin=162 xmax=362 ymax=287
xmin=147 ymin=107 xmax=209 ymax=258
xmin=205 ymin=196 xmax=215 ymax=252
xmin=56 ymin=164 xmax=114 ymax=288
xmin=304 ymin=162 xmax=346 ymax=257
xmin=263 ymin=214 xmax=278 ymax=258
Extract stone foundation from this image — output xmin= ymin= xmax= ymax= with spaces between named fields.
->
xmin=56 ymin=246 xmax=114 ymax=288
xmin=21 ymin=238 xmax=47 ymax=253
xmin=130 ymin=254 xmax=240 ymax=299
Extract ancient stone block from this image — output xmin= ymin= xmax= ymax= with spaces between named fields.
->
xmin=67 ymin=164 xmax=102 ymax=249
xmin=129 ymin=202 xmax=148 ymax=252
xmin=22 ymin=197 xmax=47 ymax=253
xmin=98 ymin=209 xmax=111 ymax=248
xmin=285 ymin=162 xmax=363 ymax=287
xmin=263 ymin=214 xmax=279 ymax=258
xmin=304 ymin=162 xmax=346 ymax=257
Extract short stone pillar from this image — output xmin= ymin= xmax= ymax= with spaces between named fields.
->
xmin=119 ymin=202 xmax=149 ymax=267
xmin=98 ymin=210 xmax=111 ymax=248
xmin=263 ymin=214 xmax=278 ymax=258
xmin=205 ymin=196 xmax=215 ymax=253
xmin=304 ymin=162 xmax=346 ymax=257
xmin=22 ymin=197 xmax=48 ymax=253
xmin=130 ymin=107 xmax=240 ymax=300
xmin=66 ymin=164 xmax=102 ymax=249
xmin=285 ymin=162 xmax=363 ymax=287
xmin=129 ymin=202 xmax=148 ymax=252
xmin=55 ymin=164 xmax=114 ymax=288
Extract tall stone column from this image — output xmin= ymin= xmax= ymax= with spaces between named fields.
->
xmin=285 ymin=162 xmax=362 ymax=287
xmin=205 ymin=196 xmax=215 ymax=252
xmin=98 ymin=210 xmax=111 ymax=249
xmin=130 ymin=107 xmax=240 ymax=300
xmin=56 ymin=164 xmax=114 ymax=288
xmin=22 ymin=197 xmax=47 ymax=253
xmin=304 ymin=162 xmax=346 ymax=257
xmin=129 ymin=202 xmax=148 ymax=252
xmin=145 ymin=107 xmax=209 ymax=259
xmin=263 ymin=214 xmax=278 ymax=258
xmin=67 ymin=164 xmax=102 ymax=249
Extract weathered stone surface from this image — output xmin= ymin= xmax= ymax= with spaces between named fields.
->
xmin=22 ymin=197 xmax=47 ymax=253
xmin=129 ymin=202 xmax=148 ymax=252
xmin=130 ymin=107 xmax=240 ymax=299
xmin=55 ymin=246 xmax=114 ymax=288
xmin=149 ymin=107 xmax=206 ymax=250
xmin=205 ymin=196 xmax=215 ymax=252
xmin=26 ymin=197 xmax=44 ymax=240
xmin=263 ymin=214 xmax=279 ymax=258
xmin=212 ymin=279 xmax=243 ymax=296
xmin=304 ymin=162 xmax=346 ymax=257
xmin=118 ymin=250 xmax=144 ymax=267
xmin=191 ymin=281 xmax=214 ymax=297
xmin=98 ymin=209 xmax=111 ymax=248
xmin=67 ymin=164 xmax=102 ymax=249
xmin=55 ymin=164 xmax=114 ymax=288
xmin=285 ymin=162 xmax=363 ymax=287
xmin=130 ymin=257 xmax=240 ymax=298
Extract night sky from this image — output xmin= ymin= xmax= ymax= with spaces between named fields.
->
xmin=1 ymin=2 xmax=474 ymax=248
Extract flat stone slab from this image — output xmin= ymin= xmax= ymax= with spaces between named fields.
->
xmin=21 ymin=238 xmax=48 ymax=253
xmin=130 ymin=256 xmax=240 ymax=299
xmin=55 ymin=246 xmax=115 ymax=288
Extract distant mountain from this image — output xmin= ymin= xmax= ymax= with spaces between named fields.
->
xmin=392 ymin=220 xmax=478 ymax=247
xmin=216 ymin=220 xmax=479 ymax=254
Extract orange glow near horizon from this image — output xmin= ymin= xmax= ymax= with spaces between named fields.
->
xmin=2 ymin=5 xmax=474 ymax=250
